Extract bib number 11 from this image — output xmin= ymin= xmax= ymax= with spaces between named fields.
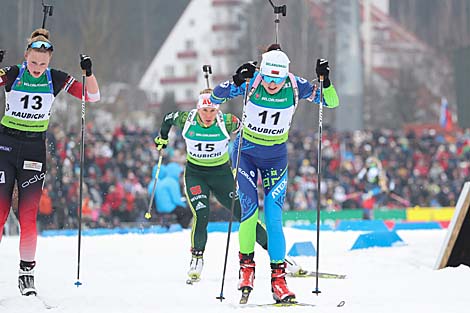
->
xmin=259 ymin=111 xmax=280 ymax=125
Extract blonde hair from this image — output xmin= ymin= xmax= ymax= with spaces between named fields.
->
xmin=199 ymin=88 xmax=213 ymax=95
xmin=26 ymin=28 xmax=53 ymax=53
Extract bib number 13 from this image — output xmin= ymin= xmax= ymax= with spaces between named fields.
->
xmin=20 ymin=95 xmax=43 ymax=110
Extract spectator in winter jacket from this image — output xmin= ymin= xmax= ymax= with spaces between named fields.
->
xmin=147 ymin=163 xmax=167 ymax=213
xmin=154 ymin=162 xmax=192 ymax=229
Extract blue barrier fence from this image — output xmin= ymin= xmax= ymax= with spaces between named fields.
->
xmin=39 ymin=220 xmax=443 ymax=237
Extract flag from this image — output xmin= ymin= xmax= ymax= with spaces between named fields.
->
xmin=439 ymin=97 xmax=453 ymax=131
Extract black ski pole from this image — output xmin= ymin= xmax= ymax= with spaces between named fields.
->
xmin=0 ymin=50 xmax=5 ymax=63
xmin=312 ymin=73 xmax=324 ymax=295
xmin=267 ymin=0 xmax=287 ymax=44
xmin=41 ymin=0 xmax=54 ymax=29
xmin=75 ymin=64 xmax=86 ymax=288
xmin=202 ymin=65 xmax=212 ymax=89
xmin=216 ymin=78 xmax=250 ymax=302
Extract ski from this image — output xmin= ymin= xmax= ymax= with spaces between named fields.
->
xmin=243 ymin=301 xmax=315 ymax=308
xmin=288 ymin=270 xmax=347 ymax=279
xmin=239 ymin=287 xmax=252 ymax=304
xmin=36 ymin=296 xmax=57 ymax=310
xmin=0 ymin=296 xmax=57 ymax=310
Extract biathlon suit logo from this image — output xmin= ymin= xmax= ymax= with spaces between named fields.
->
xmin=190 ymin=185 xmax=202 ymax=195
xmin=265 ymin=62 xmax=287 ymax=68
xmin=21 ymin=173 xmax=45 ymax=188
xmin=12 ymin=112 xmax=46 ymax=120
xmin=271 ymin=178 xmax=287 ymax=199
xmin=195 ymin=202 xmax=206 ymax=211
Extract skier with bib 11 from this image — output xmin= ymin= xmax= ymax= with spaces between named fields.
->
xmin=210 ymin=44 xmax=339 ymax=303
xmin=0 ymin=28 xmax=100 ymax=296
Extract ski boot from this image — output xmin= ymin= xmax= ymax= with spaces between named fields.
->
xmin=18 ymin=260 xmax=37 ymax=296
xmin=271 ymin=262 xmax=296 ymax=303
xmin=238 ymin=252 xmax=255 ymax=304
xmin=186 ymin=249 xmax=204 ymax=284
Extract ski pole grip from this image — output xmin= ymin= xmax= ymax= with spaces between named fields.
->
xmin=202 ymin=65 xmax=212 ymax=89
xmin=203 ymin=64 xmax=212 ymax=74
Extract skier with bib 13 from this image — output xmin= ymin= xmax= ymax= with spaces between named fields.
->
xmin=0 ymin=28 xmax=100 ymax=296
xmin=210 ymin=44 xmax=339 ymax=303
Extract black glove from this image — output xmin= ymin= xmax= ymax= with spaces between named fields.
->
xmin=232 ymin=61 xmax=257 ymax=87
xmin=80 ymin=54 xmax=93 ymax=77
xmin=315 ymin=58 xmax=330 ymax=88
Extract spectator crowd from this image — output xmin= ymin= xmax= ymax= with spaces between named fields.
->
xmin=31 ymin=123 xmax=470 ymax=231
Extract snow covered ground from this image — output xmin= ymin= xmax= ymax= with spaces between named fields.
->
xmin=1 ymin=228 xmax=469 ymax=313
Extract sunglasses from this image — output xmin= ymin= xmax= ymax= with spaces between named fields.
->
xmin=28 ymin=41 xmax=54 ymax=51
xmin=261 ymin=74 xmax=286 ymax=84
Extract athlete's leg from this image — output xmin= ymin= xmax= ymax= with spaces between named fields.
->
xmin=16 ymin=140 xmax=46 ymax=262
xmin=233 ymin=153 xmax=259 ymax=255
xmin=184 ymin=167 xmax=211 ymax=252
xmin=258 ymin=156 xmax=288 ymax=263
xmin=210 ymin=165 xmax=268 ymax=250
xmin=259 ymin=155 xmax=295 ymax=301
xmin=0 ymin=135 xmax=17 ymax=241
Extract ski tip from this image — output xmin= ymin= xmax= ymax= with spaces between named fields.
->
xmin=74 ymin=280 xmax=82 ymax=287
xmin=186 ymin=277 xmax=200 ymax=285
xmin=239 ymin=287 xmax=252 ymax=304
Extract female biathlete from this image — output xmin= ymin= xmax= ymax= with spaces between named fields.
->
xmin=153 ymin=89 xmax=271 ymax=284
xmin=211 ymin=45 xmax=339 ymax=303
xmin=0 ymin=28 xmax=100 ymax=296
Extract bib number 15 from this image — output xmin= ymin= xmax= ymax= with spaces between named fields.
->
xmin=194 ymin=143 xmax=215 ymax=152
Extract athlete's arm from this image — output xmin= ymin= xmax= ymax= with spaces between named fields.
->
xmin=296 ymin=75 xmax=339 ymax=108
xmin=210 ymin=73 xmax=259 ymax=105
xmin=51 ymin=69 xmax=100 ymax=103
xmin=0 ymin=65 xmax=20 ymax=90
xmin=224 ymin=113 xmax=242 ymax=134
xmin=159 ymin=111 xmax=189 ymax=139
